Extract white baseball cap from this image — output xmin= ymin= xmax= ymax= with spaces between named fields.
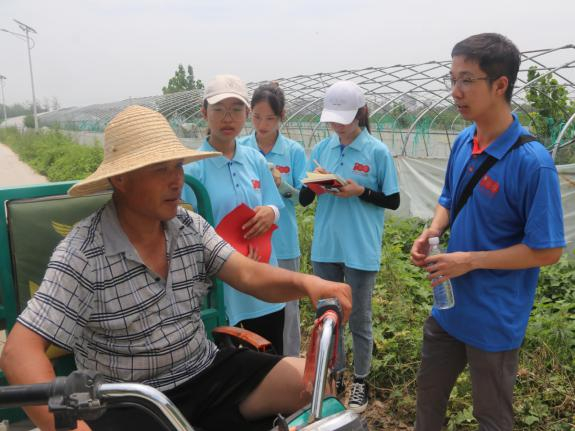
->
xmin=204 ymin=74 xmax=250 ymax=107
xmin=320 ymin=81 xmax=366 ymax=125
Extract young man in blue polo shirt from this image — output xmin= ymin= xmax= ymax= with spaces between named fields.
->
xmin=410 ymin=33 xmax=565 ymax=430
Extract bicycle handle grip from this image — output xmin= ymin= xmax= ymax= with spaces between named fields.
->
xmin=0 ymin=381 xmax=55 ymax=408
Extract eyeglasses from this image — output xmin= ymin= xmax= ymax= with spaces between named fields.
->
xmin=208 ymin=105 xmax=246 ymax=120
xmin=443 ymin=75 xmax=490 ymax=90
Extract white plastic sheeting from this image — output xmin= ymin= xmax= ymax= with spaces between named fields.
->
xmin=557 ymin=163 xmax=575 ymax=253
xmin=395 ymin=157 xmax=575 ymax=254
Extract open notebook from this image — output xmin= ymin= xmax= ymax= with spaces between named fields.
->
xmin=301 ymin=172 xmax=347 ymax=195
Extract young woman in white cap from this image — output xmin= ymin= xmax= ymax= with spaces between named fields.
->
xmin=238 ymin=82 xmax=307 ymax=357
xmin=182 ymin=75 xmax=287 ymax=354
xmin=300 ymin=80 xmax=400 ymax=412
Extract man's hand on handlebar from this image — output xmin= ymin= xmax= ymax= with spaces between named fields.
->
xmin=306 ymin=277 xmax=352 ymax=323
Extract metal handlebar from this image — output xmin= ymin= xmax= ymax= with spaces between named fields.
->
xmin=0 ymin=371 xmax=194 ymax=431
xmin=309 ymin=298 xmax=342 ymax=423
xmin=310 ymin=315 xmax=337 ymax=421
xmin=96 ymin=382 xmax=194 ymax=431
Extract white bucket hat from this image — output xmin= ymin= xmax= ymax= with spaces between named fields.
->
xmin=203 ymin=74 xmax=250 ymax=107
xmin=68 ymin=105 xmax=220 ymax=197
xmin=320 ymin=81 xmax=366 ymax=125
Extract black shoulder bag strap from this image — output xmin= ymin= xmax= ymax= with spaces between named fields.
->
xmin=450 ymin=134 xmax=536 ymax=226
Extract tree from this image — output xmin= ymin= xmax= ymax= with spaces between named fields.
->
xmin=3 ymin=102 xmax=47 ymax=118
xmin=162 ymin=64 xmax=204 ymax=95
xmin=42 ymin=97 xmax=51 ymax=112
xmin=391 ymin=102 xmax=414 ymax=129
xmin=23 ymin=114 xmax=35 ymax=128
xmin=5 ymin=102 xmax=32 ymax=118
xmin=51 ymin=97 xmax=60 ymax=111
xmin=525 ymin=66 xmax=575 ymax=146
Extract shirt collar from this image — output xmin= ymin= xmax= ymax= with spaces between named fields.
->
xmin=472 ymin=135 xmax=483 ymax=155
xmin=200 ymin=138 xmax=246 ymax=168
xmin=469 ymin=114 xmax=523 ymax=160
xmin=270 ymin=133 xmax=287 ymax=155
xmin=327 ymin=128 xmax=369 ymax=152
xmin=327 ymin=136 xmax=340 ymax=151
xmin=101 ymin=199 xmax=184 ymax=260
xmin=101 ymin=200 xmax=140 ymax=259
xmin=250 ymin=131 xmax=287 ymax=156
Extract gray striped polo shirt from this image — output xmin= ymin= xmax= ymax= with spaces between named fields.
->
xmin=18 ymin=200 xmax=234 ymax=391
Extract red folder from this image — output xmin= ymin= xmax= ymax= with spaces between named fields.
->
xmin=215 ymin=204 xmax=277 ymax=263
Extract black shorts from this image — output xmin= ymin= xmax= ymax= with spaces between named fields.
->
xmin=237 ymin=308 xmax=285 ymax=355
xmin=87 ymin=347 xmax=282 ymax=431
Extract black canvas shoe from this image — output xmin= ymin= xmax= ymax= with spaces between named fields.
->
xmin=348 ymin=377 xmax=368 ymax=413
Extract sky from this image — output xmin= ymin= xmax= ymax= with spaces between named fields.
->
xmin=1 ymin=0 xmax=574 ymax=109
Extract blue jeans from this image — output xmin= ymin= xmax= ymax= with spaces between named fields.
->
xmin=278 ymin=257 xmax=301 ymax=357
xmin=312 ymin=262 xmax=377 ymax=378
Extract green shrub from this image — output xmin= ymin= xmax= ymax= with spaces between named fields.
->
xmin=23 ymin=114 xmax=35 ymax=128
xmin=0 ymin=127 xmax=102 ymax=181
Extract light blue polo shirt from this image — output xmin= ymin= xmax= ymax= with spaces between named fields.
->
xmin=435 ymin=114 xmax=565 ymax=352
xmin=307 ymin=128 xmax=399 ymax=271
xmin=238 ymin=132 xmax=307 ymax=259
xmin=182 ymin=138 xmax=285 ymax=325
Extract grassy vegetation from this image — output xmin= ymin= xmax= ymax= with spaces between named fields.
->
xmin=1 ymin=126 xmax=573 ymax=429
xmin=0 ymin=127 xmax=103 ymax=182
xmin=298 ymin=204 xmax=575 ymax=430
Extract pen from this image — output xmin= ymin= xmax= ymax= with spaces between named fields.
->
xmin=313 ymin=159 xmax=323 ymax=170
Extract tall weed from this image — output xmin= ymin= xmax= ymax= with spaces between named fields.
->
xmin=298 ymin=208 xmax=575 ymax=429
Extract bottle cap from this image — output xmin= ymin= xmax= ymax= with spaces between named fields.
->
xmin=428 ymin=237 xmax=439 ymax=245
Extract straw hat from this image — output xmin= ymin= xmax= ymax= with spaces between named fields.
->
xmin=68 ymin=105 xmax=220 ymax=197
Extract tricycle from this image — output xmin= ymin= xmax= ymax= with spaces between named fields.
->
xmin=0 ymin=299 xmax=367 ymax=431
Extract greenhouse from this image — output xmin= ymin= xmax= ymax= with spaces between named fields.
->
xmin=39 ymin=46 xmax=575 ymax=157
xmin=1 ymin=36 xmax=575 ymax=431
xmin=37 ymin=46 xmax=575 ymax=250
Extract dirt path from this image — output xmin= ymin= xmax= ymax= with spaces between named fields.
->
xmin=0 ymin=142 xmax=47 ymax=187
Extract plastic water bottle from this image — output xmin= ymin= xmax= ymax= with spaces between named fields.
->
xmin=428 ymin=237 xmax=455 ymax=309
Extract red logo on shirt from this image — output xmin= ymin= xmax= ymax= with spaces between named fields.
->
xmin=479 ymin=175 xmax=499 ymax=196
xmin=252 ymin=179 xmax=261 ymax=189
xmin=276 ymin=165 xmax=290 ymax=174
xmin=353 ymin=163 xmax=370 ymax=173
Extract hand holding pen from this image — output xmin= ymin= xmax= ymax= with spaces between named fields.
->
xmin=312 ymin=159 xmax=329 ymax=174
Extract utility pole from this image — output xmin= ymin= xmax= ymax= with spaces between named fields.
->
xmin=14 ymin=20 xmax=39 ymax=129
xmin=0 ymin=75 xmax=7 ymax=125
xmin=1 ymin=20 xmax=39 ymax=129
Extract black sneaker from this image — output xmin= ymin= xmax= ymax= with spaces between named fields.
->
xmin=335 ymin=372 xmax=346 ymax=396
xmin=348 ymin=378 xmax=368 ymax=413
